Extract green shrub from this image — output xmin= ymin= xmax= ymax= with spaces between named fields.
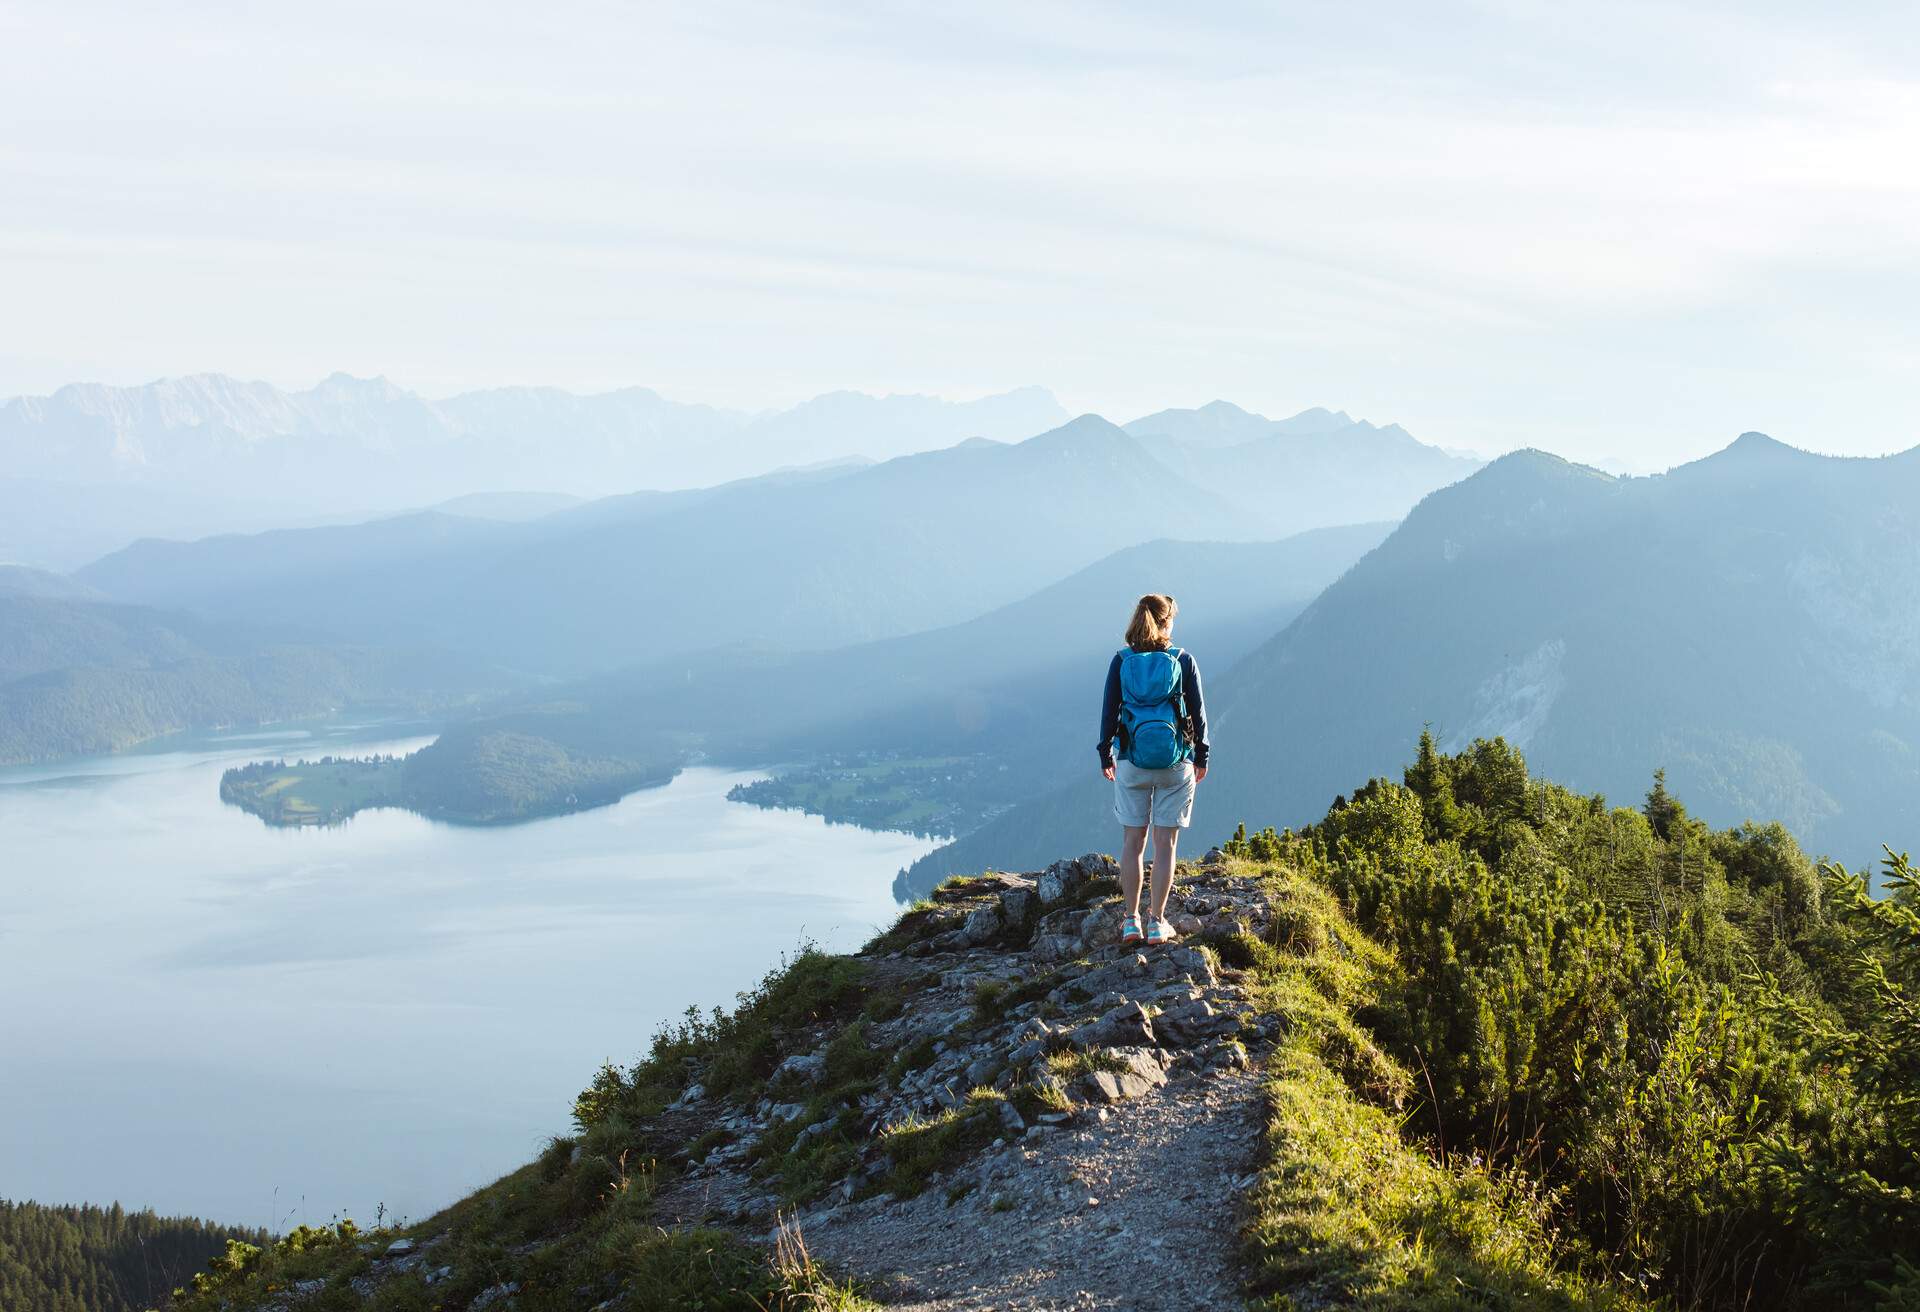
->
xmin=1279 ymin=732 xmax=1920 ymax=1308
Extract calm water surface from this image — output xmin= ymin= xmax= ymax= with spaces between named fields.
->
xmin=0 ymin=723 xmax=932 ymax=1228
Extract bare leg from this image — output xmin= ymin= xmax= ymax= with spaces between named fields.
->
xmin=1119 ymin=826 xmax=1148 ymax=918
xmin=1148 ymin=825 xmax=1180 ymax=921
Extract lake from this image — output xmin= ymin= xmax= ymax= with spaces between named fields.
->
xmin=0 ymin=723 xmax=934 ymax=1230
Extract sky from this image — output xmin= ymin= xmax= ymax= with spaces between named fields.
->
xmin=2 ymin=0 xmax=1916 ymax=468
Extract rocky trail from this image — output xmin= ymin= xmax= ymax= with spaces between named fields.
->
xmin=646 ymin=852 xmax=1285 ymax=1310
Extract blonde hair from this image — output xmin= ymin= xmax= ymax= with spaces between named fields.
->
xmin=1125 ymin=593 xmax=1177 ymax=650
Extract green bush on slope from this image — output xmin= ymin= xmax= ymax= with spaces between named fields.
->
xmin=1231 ymin=731 xmax=1920 ymax=1309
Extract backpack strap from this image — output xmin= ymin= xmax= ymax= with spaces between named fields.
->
xmin=1169 ymin=648 xmax=1192 ymax=748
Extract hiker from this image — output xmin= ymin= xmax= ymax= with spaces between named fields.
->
xmin=1098 ymin=593 xmax=1208 ymax=947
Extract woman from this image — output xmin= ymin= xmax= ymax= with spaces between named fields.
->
xmin=1098 ymin=593 xmax=1208 ymax=947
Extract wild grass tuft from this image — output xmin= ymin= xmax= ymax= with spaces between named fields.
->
xmin=875 ymin=1089 xmax=1006 ymax=1197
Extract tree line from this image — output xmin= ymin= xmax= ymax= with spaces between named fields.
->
xmin=0 ymin=1199 xmax=265 ymax=1312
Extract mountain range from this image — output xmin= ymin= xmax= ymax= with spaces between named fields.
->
xmin=0 ymin=374 xmax=1069 ymax=568
xmin=0 ymin=375 xmax=1479 ymax=573
xmin=74 ymin=414 xmax=1469 ymax=677
xmin=906 ymin=432 xmax=1920 ymax=890
xmin=1125 ymin=400 xmax=1480 ymax=535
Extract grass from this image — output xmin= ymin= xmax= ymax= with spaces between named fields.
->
xmin=576 ymin=946 xmax=872 ymax=1134
xmin=972 ymin=978 xmax=1009 ymax=1020
xmin=221 ymin=756 xmax=411 ymax=826
xmin=863 ymin=900 xmax=953 ymax=955
xmin=875 ymin=1089 xmax=1009 ymax=1197
xmin=1008 ymin=1078 xmax=1074 ymax=1120
xmin=886 ymin=1035 xmax=938 ymax=1084
xmin=1224 ymin=859 xmax=1650 ymax=1311
xmin=685 ymin=1127 xmax=732 ymax=1165
xmin=1043 ymin=1049 xmax=1131 ymax=1082
xmin=622 ymin=1217 xmax=875 ymax=1311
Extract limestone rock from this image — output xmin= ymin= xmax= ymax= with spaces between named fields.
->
xmin=1101 ymin=1046 xmax=1172 ymax=1087
xmin=1155 ymin=998 xmax=1225 ymax=1046
xmin=470 ymin=1283 xmax=519 ymax=1311
xmin=960 ymin=903 xmax=1004 ymax=946
xmin=1030 ymin=932 xmax=1083 ymax=964
xmin=1079 ymin=905 xmax=1128 ymax=949
xmin=1073 ymin=1001 xmax=1156 ymax=1049
xmin=1079 ymin=1068 xmax=1160 ymax=1103
xmin=774 ymin=1051 xmax=826 ymax=1086
xmin=1000 ymin=886 xmax=1038 ymax=929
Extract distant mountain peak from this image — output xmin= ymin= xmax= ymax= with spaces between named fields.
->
xmin=1196 ymin=399 xmax=1257 ymax=418
xmin=1021 ymin=413 xmax=1135 ymax=454
xmin=1675 ymin=431 xmax=1824 ymax=482
xmin=1479 ymin=447 xmax=1612 ymax=480
xmin=1721 ymin=431 xmax=1803 ymax=459
xmin=1271 ymin=406 xmax=1357 ymax=436
xmin=312 ymin=371 xmax=405 ymax=399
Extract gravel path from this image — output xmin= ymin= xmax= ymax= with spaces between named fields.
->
xmin=645 ymin=855 xmax=1283 ymax=1310
xmin=798 ymin=1069 xmax=1264 ymax=1310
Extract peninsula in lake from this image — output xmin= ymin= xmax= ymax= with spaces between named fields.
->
xmin=219 ymin=728 xmax=681 ymax=827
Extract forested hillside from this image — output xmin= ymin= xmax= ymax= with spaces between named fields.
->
xmin=0 ymin=1200 xmax=262 ymax=1312
xmin=0 ymin=593 xmax=514 ymax=764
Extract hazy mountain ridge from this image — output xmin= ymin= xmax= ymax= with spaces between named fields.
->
xmin=908 ymin=432 xmax=1920 ymax=887
xmin=445 ymin=524 xmax=1396 ymax=837
xmin=9 ymin=399 xmax=1463 ymax=768
xmin=0 ymin=372 xmax=1067 ymax=509
xmin=0 ymin=592 xmax=516 ymax=764
xmin=1126 ymin=399 xmax=1483 ymax=532
xmin=73 ymin=416 xmax=1358 ymax=675
xmin=67 ymin=403 xmax=1474 ymax=680
xmin=0 ymin=378 xmax=1479 ymax=575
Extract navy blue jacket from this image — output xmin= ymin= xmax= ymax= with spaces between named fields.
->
xmin=1098 ymin=647 xmax=1208 ymax=771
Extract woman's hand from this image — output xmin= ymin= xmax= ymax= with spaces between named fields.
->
xmin=1103 ymin=764 xmax=1115 ymax=780
xmin=1195 ymin=765 xmax=1208 ymax=782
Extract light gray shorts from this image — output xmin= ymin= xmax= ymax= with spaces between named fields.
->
xmin=1112 ymin=758 xmax=1196 ymax=829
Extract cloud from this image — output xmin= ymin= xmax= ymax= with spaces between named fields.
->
xmin=1 ymin=0 xmax=1915 ymax=464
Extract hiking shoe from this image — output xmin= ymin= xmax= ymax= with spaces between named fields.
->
xmin=1145 ymin=917 xmax=1178 ymax=946
xmin=1121 ymin=915 xmax=1144 ymax=945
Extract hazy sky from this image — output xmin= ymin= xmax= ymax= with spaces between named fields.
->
xmin=3 ymin=1 xmax=1916 ymax=466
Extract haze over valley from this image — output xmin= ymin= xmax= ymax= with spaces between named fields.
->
xmin=12 ymin=377 xmax=1919 ymax=871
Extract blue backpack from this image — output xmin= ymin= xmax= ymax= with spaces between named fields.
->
xmin=1117 ymin=646 xmax=1190 ymax=769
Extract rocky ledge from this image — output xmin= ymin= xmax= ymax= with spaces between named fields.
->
xmin=203 ymin=850 xmax=1288 ymax=1312
xmin=637 ymin=850 xmax=1283 ymax=1305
